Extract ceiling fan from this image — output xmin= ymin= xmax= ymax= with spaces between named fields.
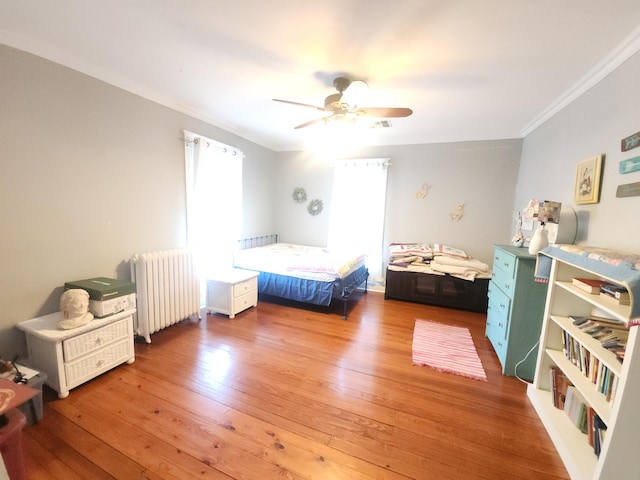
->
xmin=273 ymin=76 xmax=413 ymax=129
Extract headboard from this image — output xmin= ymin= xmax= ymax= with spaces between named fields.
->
xmin=238 ymin=234 xmax=278 ymax=250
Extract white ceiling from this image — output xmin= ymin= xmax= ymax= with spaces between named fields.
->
xmin=2 ymin=1 xmax=640 ymax=152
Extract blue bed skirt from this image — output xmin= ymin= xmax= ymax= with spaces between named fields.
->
xmin=257 ymin=265 xmax=369 ymax=307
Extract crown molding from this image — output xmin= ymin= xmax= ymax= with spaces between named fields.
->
xmin=521 ymin=26 xmax=640 ymax=137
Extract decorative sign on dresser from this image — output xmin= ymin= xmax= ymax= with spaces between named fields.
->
xmin=486 ymin=245 xmax=548 ymax=381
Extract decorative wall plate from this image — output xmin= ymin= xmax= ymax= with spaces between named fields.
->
xmin=307 ymin=199 xmax=323 ymax=216
xmin=292 ymin=187 xmax=307 ymax=203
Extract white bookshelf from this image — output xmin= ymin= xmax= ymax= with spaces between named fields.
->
xmin=527 ymin=250 xmax=640 ymax=480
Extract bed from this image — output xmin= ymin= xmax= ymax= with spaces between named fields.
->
xmin=233 ymin=235 xmax=369 ymax=319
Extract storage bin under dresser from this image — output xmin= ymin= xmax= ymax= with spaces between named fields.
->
xmin=17 ymin=309 xmax=136 ymax=398
xmin=486 ymin=245 xmax=547 ymax=380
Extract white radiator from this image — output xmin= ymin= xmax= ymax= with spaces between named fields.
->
xmin=130 ymin=249 xmax=200 ymax=343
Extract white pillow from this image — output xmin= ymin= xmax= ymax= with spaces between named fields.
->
xmin=389 ymin=243 xmax=433 ymax=258
xmin=432 ymin=244 xmax=470 ymax=259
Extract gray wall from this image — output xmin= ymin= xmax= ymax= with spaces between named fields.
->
xmin=0 ymin=44 xmax=276 ymax=360
xmin=515 ymin=50 xmax=640 ymax=252
xmin=274 ymin=139 xmax=523 ymax=265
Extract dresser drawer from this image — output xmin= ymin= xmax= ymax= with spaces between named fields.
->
xmin=486 ymin=292 xmax=509 ymax=365
xmin=232 ymin=277 xmax=257 ymax=297
xmin=486 ymin=283 xmax=510 ymax=339
xmin=487 ymin=324 xmax=507 ymax=364
xmin=492 ymin=249 xmax=516 ymax=278
xmin=63 ymin=317 xmax=131 ymax=362
xmin=491 ymin=266 xmax=516 ymax=299
xmin=64 ymin=338 xmax=134 ymax=388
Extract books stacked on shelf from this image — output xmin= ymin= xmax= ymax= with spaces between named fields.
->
xmin=570 ymin=315 xmax=628 ymax=363
xmin=559 ymin=317 xmax=626 ymax=404
xmin=562 ymin=386 xmax=608 ymax=457
xmin=564 ymin=386 xmax=588 ymax=434
xmin=572 ymin=277 xmax=607 ymax=294
xmin=571 ymin=277 xmax=631 ymax=305
xmin=600 ymin=282 xmax=630 ymax=305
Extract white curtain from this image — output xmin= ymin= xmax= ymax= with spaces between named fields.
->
xmin=328 ymin=158 xmax=389 ymax=284
xmin=184 ymin=131 xmax=243 ymax=281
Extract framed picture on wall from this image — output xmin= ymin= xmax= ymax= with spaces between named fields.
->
xmin=574 ymin=154 xmax=603 ymax=204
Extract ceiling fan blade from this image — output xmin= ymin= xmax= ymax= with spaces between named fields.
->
xmin=356 ymin=107 xmax=413 ymax=118
xmin=294 ymin=117 xmax=326 ymax=129
xmin=273 ymin=98 xmax=327 ymax=111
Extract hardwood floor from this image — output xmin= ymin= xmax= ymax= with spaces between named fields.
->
xmin=22 ymin=291 xmax=569 ymax=479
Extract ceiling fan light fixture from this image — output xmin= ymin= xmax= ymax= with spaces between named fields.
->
xmin=274 ymin=76 xmax=411 ymax=130
xmin=323 ymin=114 xmax=357 ymax=126
xmin=341 ymin=80 xmax=368 ymax=108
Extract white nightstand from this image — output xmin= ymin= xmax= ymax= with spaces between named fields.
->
xmin=17 ymin=309 xmax=136 ymax=398
xmin=206 ymin=269 xmax=259 ymax=318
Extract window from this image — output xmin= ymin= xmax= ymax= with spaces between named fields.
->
xmin=184 ymin=131 xmax=243 ymax=282
xmin=327 ymin=158 xmax=389 ymax=284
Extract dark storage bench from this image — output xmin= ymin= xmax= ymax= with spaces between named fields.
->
xmin=384 ymin=268 xmax=489 ymax=313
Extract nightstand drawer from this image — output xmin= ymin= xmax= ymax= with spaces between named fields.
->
xmin=64 ymin=338 xmax=134 ymax=388
xmin=234 ymin=291 xmax=257 ymax=313
xmin=492 ymin=249 xmax=516 ymax=278
xmin=232 ymin=277 xmax=257 ymax=297
xmin=63 ymin=317 xmax=130 ymax=362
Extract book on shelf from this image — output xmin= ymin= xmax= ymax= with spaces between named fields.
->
xmin=569 ymin=315 xmax=589 ymax=326
xmin=589 ymin=314 xmax=628 ymax=328
xmin=572 ymin=277 xmax=607 ymax=294
xmin=550 ymin=366 xmax=572 ymax=410
xmin=564 ymin=386 xmax=589 ymax=434
xmin=593 ymin=414 xmax=608 ymax=457
xmin=600 ymin=282 xmax=630 ymax=305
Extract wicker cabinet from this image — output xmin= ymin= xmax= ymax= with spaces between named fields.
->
xmin=486 ymin=245 xmax=547 ymax=380
xmin=17 ymin=309 xmax=136 ymax=398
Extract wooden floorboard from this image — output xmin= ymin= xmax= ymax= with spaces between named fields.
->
xmin=22 ymin=291 xmax=569 ymax=479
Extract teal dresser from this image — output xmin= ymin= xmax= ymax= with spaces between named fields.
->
xmin=485 ymin=245 xmax=548 ymax=381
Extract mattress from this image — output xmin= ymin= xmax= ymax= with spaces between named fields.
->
xmin=233 ymin=243 xmax=366 ymax=281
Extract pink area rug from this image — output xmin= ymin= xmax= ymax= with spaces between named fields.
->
xmin=412 ymin=319 xmax=487 ymax=381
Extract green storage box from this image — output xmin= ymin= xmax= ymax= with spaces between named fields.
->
xmin=64 ymin=277 xmax=136 ymax=317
